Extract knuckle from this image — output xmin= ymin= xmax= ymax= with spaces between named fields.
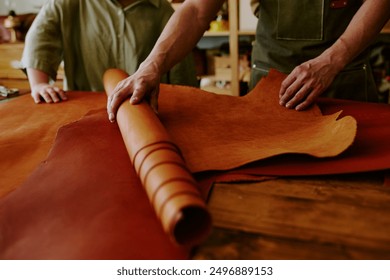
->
xmin=280 ymin=80 xmax=288 ymax=89
xmin=284 ymin=87 xmax=295 ymax=98
xmin=295 ymin=91 xmax=306 ymax=100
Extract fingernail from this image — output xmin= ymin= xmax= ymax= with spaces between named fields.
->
xmin=109 ymin=113 xmax=115 ymax=123
xmin=130 ymin=96 xmax=138 ymax=104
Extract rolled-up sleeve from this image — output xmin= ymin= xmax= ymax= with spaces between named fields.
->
xmin=21 ymin=0 xmax=63 ymax=82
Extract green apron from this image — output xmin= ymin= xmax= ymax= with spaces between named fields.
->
xmin=250 ymin=0 xmax=378 ymax=102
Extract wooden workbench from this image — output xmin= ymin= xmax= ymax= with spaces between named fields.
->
xmin=193 ymin=172 xmax=390 ymax=259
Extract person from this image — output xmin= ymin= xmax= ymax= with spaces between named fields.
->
xmin=107 ymin=0 xmax=390 ymax=122
xmin=22 ymin=0 xmax=198 ymax=104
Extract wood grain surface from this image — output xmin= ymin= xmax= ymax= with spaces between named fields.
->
xmin=193 ymin=172 xmax=390 ymax=259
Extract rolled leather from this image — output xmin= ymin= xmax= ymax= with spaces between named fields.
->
xmin=103 ymin=69 xmax=211 ymax=246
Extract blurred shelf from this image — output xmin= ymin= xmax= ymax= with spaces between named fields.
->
xmin=238 ymin=30 xmax=255 ymax=36
xmin=381 ymin=20 xmax=390 ymax=34
xmin=204 ymin=31 xmax=230 ymax=37
xmin=171 ymin=0 xmax=245 ymax=96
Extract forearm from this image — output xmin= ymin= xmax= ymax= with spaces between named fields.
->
xmin=279 ymin=0 xmax=390 ymax=111
xmin=26 ymin=68 xmax=50 ymax=88
xmin=106 ymin=0 xmax=225 ymax=121
xmin=143 ymin=0 xmax=225 ymax=75
xmin=321 ymin=0 xmax=390 ymax=71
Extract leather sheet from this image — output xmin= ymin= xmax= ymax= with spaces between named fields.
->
xmin=0 ymin=110 xmax=189 ymax=259
xmin=226 ymin=98 xmax=390 ymax=176
xmin=1 ymin=68 xmax=389 ymax=259
xmin=158 ymin=69 xmax=357 ymax=172
xmin=0 ymin=92 xmax=106 ymax=198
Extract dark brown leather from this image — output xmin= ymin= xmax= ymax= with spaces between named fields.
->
xmin=0 ymin=110 xmax=189 ymax=259
xmin=0 ymin=91 xmax=106 ymax=198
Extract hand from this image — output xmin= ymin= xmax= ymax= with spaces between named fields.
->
xmin=107 ymin=60 xmax=161 ymax=122
xmin=31 ymin=83 xmax=67 ymax=104
xmin=279 ymin=58 xmax=339 ymax=110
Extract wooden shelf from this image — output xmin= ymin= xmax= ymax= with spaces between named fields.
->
xmin=172 ymin=1 xmax=246 ymax=96
xmin=203 ymin=31 xmax=230 ymax=37
xmin=228 ymin=0 xmax=239 ymax=96
xmin=238 ymin=30 xmax=255 ymax=36
xmin=381 ymin=19 xmax=390 ymax=34
xmin=205 ymin=0 xmax=250 ymax=96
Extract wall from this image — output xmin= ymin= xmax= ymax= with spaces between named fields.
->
xmin=239 ymin=0 xmax=257 ymax=31
xmin=0 ymin=0 xmax=46 ymax=15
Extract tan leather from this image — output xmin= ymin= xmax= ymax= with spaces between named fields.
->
xmin=1 ymin=68 xmax=389 ymax=260
xmin=0 ymin=69 xmax=358 ymax=198
xmin=0 ymin=92 xmax=106 ymax=198
xmin=158 ymin=69 xmax=357 ymax=172
xmin=103 ymin=69 xmax=211 ymax=246
xmin=225 ymin=98 xmax=390 ymax=176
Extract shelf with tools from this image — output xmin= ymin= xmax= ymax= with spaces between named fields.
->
xmin=200 ymin=0 xmax=256 ymax=96
xmin=172 ymin=0 xmax=257 ymax=96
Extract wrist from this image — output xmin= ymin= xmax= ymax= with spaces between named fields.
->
xmin=140 ymin=54 xmax=165 ymax=78
xmin=322 ymin=38 xmax=351 ymax=73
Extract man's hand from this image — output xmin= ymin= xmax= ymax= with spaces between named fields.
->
xmin=278 ymin=57 xmax=339 ymax=111
xmin=279 ymin=0 xmax=390 ymax=110
xmin=107 ymin=60 xmax=161 ymax=122
xmin=31 ymin=83 xmax=67 ymax=104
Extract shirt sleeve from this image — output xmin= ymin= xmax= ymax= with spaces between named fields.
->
xmin=21 ymin=0 xmax=63 ymax=82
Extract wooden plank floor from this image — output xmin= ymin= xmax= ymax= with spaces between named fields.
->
xmin=192 ymin=172 xmax=390 ymax=259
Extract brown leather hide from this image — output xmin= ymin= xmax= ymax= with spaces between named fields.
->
xmin=158 ymin=69 xmax=357 ymax=172
xmin=1 ymin=69 xmax=389 ymax=259
xmin=0 ymin=110 xmax=189 ymax=259
xmin=0 ymin=92 xmax=106 ymax=198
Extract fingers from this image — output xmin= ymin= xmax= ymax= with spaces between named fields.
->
xmin=56 ymin=87 xmax=67 ymax=101
xmin=31 ymin=91 xmax=42 ymax=104
xmin=106 ymin=95 xmax=116 ymax=123
xmin=280 ymin=82 xmax=320 ymax=110
xmin=107 ymin=79 xmax=134 ymax=123
xmin=129 ymin=88 xmax=143 ymax=105
xmin=149 ymin=87 xmax=159 ymax=114
xmin=107 ymin=77 xmax=159 ymax=123
xmin=107 ymin=92 xmax=125 ymax=123
xmin=31 ymin=84 xmax=67 ymax=104
xmin=279 ymin=66 xmax=324 ymax=111
xmin=279 ymin=74 xmax=295 ymax=99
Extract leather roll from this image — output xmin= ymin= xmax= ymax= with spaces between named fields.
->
xmin=103 ymin=69 xmax=211 ymax=246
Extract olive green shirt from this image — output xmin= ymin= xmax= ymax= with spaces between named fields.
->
xmin=22 ymin=0 xmax=197 ymax=91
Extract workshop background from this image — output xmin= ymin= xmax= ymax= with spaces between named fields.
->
xmin=1 ymin=0 xmax=387 ymax=101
